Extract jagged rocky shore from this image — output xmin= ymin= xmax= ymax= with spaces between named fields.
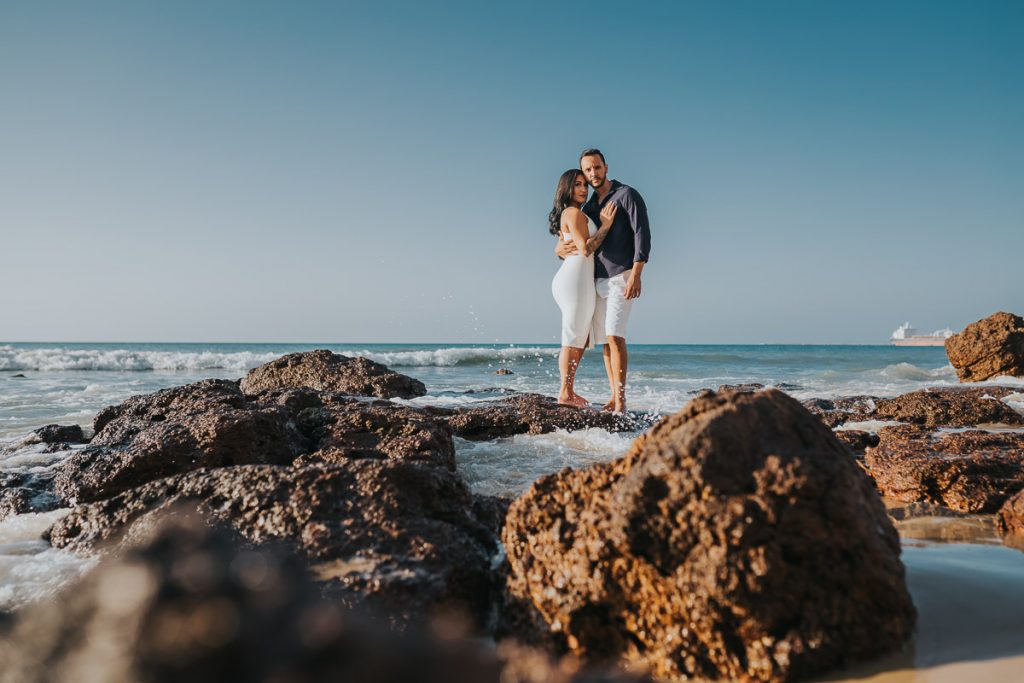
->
xmin=1 ymin=312 xmax=1023 ymax=682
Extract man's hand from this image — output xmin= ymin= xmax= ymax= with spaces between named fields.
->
xmin=555 ymin=240 xmax=578 ymax=259
xmin=624 ymin=272 xmax=642 ymax=299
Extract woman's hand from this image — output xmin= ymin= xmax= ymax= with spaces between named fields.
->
xmin=600 ymin=202 xmax=618 ymax=228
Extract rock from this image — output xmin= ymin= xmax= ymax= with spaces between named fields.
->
xmin=3 ymin=514 xmax=647 ymax=683
xmin=294 ymin=395 xmax=455 ymax=470
xmin=717 ymin=382 xmax=765 ymax=392
xmin=801 ymin=396 xmax=878 ymax=428
xmin=54 ymin=381 xmax=308 ymax=504
xmin=871 ymin=387 xmax=1022 ymax=428
xmin=431 ymin=394 xmax=656 ymax=441
xmin=996 ymin=489 xmax=1024 ymax=544
xmin=53 ymin=382 xmax=454 ymax=504
xmin=31 ymin=424 xmax=86 ymax=444
xmin=0 ymin=472 xmax=59 ymax=521
xmin=946 ymin=311 xmax=1024 ymax=382
xmin=10 ymin=373 xmax=25 ymax=378
xmin=834 ymin=429 xmax=879 ymax=453
xmin=864 ymin=426 xmax=1024 ymax=513
xmin=495 ymin=368 xmax=514 ymax=375
xmin=240 ymin=349 xmax=426 ymax=399
xmin=502 ymin=389 xmax=915 ymax=682
xmin=47 ymin=461 xmax=499 ymax=631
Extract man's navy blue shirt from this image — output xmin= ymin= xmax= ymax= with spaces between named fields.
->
xmin=582 ymin=180 xmax=652 ymax=279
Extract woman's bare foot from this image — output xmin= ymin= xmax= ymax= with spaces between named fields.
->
xmin=602 ymin=399 xmax=626 ymax=413
xmin=559 ymin=393 xmax=590 ymax=408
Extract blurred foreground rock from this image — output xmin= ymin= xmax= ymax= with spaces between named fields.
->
xmin=945 ymin=311 xmax=1024 ymax=382
xmin=502 ymin=389 xmax=915 ymax=682
xmin=2 ymin=515 xmax=648 ymax=683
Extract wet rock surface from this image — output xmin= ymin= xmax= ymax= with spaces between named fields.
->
xmin=47 ymin=461 xmax=500 ymax=630
xmin=864 ymin=426 xmax=1024 ymax=513
xmin=502 ymin=389 xmax=915 ymax=682
xmin=240 ymin=349 xmax=426 ymax=399
xmin=428 ymin=393 xmax=656 ymax=441
xmin=0 ymin=471 xmax=59 ymax=521
xmin=946 ymin=311 xmax=1024 ymax=382
xmin=3 ymin=515 xmax=647 ymax=683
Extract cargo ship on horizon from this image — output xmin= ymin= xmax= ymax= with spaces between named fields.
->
xmin=890 ymin=322 xmax=954 ymax=347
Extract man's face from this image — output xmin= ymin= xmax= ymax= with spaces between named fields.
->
xmin=580 ymin=155 xmax=608 ymax=189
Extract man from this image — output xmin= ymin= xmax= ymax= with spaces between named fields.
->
xmin=556 ymin=148 xmax=651 ymax=412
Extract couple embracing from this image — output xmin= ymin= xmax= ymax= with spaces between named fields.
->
xmin=549 ymin=148 xmax=651 ymax=412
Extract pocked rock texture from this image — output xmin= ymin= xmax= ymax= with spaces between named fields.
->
xmin=945 ymin=311 xmax=1024 ymax=382
xmin=502 ymin=389 xmax=915 ymax=682
xmin=865 ymin=425 xmax=1024 ymax=513
xmin=240 ymin=349 xmax=426 ymax=399
xmin=53 ymin=381 xmax=455 ymax=504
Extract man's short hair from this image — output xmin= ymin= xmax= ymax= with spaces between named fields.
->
xmin=579 ymin=148 xmax=606 ymax=165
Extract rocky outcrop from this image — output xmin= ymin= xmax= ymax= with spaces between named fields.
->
xmin=502 ymin=389 xmax=915 ymax=682
xmin=996 ymin=489 xmax=1024 ymax=543
xmin=54 ymin=381 xmax=308 ymax=503
xmin=429 ymin=394 xmax=656 ymax=441
xmin=31 ymin=424 xmax=86 ymax=444
xmin=946 ymin=311 xmax=1024 ymax=382
xmin=52 ymin=382 xmax=455 ymax=504
xmin=871 ymin=387 xmax=1022 ymax=428
xmin=802 ymin=388 xmax=1022 ymax=429
xmin=4 ymin=514 xmax=647 ymax=683
xmin=47 ymin=461 xmax=499 ymax=631
xmin=240 ymin=349 xmax=426 ymax=399
xmin=864 ymin=426 xmax=1024 ymax=513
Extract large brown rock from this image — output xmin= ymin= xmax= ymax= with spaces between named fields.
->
xmin=53 ymin=381 xmax=455 ymax=504
xmin=53 ymin=381 xmax=309 ymax=503
xmin=240 ymin=349 xmax=426 ymax=399
xmin=47 ymin=461 xmax=499 ymax=630
xmin=864 ymin=425 xmax=1024 ymax=513
xmin=502 ymin=389 xmax=915 ymax=682
xmin=946 ymin=311 xmax=1024 ymax=382
xmin=430 ymin=393 xmax=656 ymax=441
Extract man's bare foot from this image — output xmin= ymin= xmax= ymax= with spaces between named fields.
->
xmin=601 ymin=399 xmax=616 ymax=412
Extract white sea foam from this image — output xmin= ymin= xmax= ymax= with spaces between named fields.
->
xmin=0 ymin=509 xmax=98 ymax=611
xmin=879 ymin=362 xmax=958 ymax=382
xmin=835 ymin=420 xmax=903 ymax=434
xmin=1003 ymin=393 xmax=1024 ymax=417
xmin=456 ymin=428 xmax=633 ymax=498
xmin=0 ymin=346 xmax=278 ymax=372
xmin=357 ymin=346 xmax=557 ymax=367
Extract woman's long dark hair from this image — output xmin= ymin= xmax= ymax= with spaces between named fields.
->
xmin=548 ymin=169 xmax=584 ymax=236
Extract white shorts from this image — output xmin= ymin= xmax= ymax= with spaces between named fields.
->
xmin=593 ymin=269 xmax=634 ymax=345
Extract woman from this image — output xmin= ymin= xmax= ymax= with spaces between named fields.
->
xmin=549 ymin=169 xmax=617 ymax=406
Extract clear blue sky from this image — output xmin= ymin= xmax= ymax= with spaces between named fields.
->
xmin=1 ymin=1 xmax=1021 ymax=344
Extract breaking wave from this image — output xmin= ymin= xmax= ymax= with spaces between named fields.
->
xmin=0 ymin=346 xmax=279 ymax=372
xmin=356 ymin=346 xmax=556 ymax=367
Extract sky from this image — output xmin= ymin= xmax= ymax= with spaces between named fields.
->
xmin=1 ymin=0 xmax=1021 ymax=344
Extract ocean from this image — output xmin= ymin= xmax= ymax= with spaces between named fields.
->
xmin=3 ymin=341 xmax=1024 ymax=681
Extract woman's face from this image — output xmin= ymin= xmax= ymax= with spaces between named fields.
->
xmin=572 ymin=174 xmax=589 ymax=205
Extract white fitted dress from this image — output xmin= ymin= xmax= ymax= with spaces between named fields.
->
xmin=551 ymin=211 xmax=597 ymax=349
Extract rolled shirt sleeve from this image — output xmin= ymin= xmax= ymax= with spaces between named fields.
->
xmin=624 ymin=188 xmax=651 ymax=264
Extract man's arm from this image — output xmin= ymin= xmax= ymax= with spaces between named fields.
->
xmin=624 ymin=189 xmax=650 ymax=299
